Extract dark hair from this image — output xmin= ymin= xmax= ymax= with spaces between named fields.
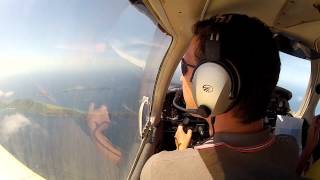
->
xmin=193 ymin=14 xmax=281 ymax=123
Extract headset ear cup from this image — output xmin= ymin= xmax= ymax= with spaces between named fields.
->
xmin=224 ymin=59 xmax=240 ymax=100
xmin=192 ymin=62 xmax=234 ymax=116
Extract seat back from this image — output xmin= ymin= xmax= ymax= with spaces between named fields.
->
xmin=275 ymin=115 xmax=304 ymax=152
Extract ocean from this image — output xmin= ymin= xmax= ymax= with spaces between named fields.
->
xmin=0 ymin=67 xmax=142 ymax=180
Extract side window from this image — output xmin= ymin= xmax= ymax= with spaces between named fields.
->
xmin=171 ymin=63 xmax=183 ymax=86
xmin=277 ymin=52 xmax=311 ymax=113
xmin=0 ymin=1 xmax=171 ymax=180
xmin=316 ymin=101 xmax=320 ymax=115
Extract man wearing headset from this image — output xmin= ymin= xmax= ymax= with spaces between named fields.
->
xmin=141 ymin=14 xmax=300 ymax=179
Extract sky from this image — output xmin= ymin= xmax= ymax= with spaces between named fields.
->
xmin=0 ymin=0 xmax=163 ymax=78
xmin=0 ymin=0 xmax=315 ymax=113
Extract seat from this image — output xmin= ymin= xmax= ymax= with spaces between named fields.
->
xmin=266 ymin=86 xmax=303 ymax=152
xmin=274 ymin=115 xmax=304 ymax=152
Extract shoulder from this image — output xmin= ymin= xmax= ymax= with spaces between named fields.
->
xmin=149 ymin=148 xmax=199 ymax=161
xmin=141 ymin=148 xmax=211 ymax=180
xmin=141 ymin=148 xmax=198 ymax=172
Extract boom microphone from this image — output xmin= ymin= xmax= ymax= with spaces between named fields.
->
xmin=173 ymin=90 xmax=211 ymax=118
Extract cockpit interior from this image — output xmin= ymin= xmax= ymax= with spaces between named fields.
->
xmin=0 ymin=0 xmax=320 ymax=179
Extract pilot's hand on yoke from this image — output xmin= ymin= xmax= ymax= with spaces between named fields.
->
xmin=175 ymin=125 xmax=192 ymax=150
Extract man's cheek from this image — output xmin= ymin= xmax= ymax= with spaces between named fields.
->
xmin=184 ymin=83 xmax=197 ymax=109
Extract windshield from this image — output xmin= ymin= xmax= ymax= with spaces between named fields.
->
xmin=0 ymin=0 xmax=171 ymax=179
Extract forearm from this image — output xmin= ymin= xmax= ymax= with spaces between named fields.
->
xmin=92 ymin=128 xmax=122 ymax=164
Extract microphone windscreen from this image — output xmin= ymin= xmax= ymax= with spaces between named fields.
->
xmin=197 ymin=105 xmax=211 ymax=118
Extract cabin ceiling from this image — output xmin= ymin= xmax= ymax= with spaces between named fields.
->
xmin=145 ymin=0 xmax=320 ymax=54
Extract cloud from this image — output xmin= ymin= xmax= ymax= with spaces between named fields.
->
xmin=0 ymin=90 xmax=14 ymax=98
xmin=0 ymin=53 xmax=67 ymax=79
xmin=0 ymin=113 xmax=31 ymax=141
xmin=4 ymin=91 xmax=14 ymax=98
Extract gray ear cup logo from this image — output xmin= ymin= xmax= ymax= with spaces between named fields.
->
xmin=202 ymin=85 xmax=213 ymax=93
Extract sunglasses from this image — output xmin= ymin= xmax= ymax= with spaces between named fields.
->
xmin=181 ymin=58 xmax=196 ymax=76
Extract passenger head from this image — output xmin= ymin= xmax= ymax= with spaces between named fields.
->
xmin=186 ymin=14 xmax=281 ymax=123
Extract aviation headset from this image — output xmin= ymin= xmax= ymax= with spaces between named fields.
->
xmin=174 ymin=14 xmax=241 ymax=118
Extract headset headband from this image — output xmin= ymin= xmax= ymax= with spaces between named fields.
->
xmin=190 ymin=14 xmax=241 ymax=116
